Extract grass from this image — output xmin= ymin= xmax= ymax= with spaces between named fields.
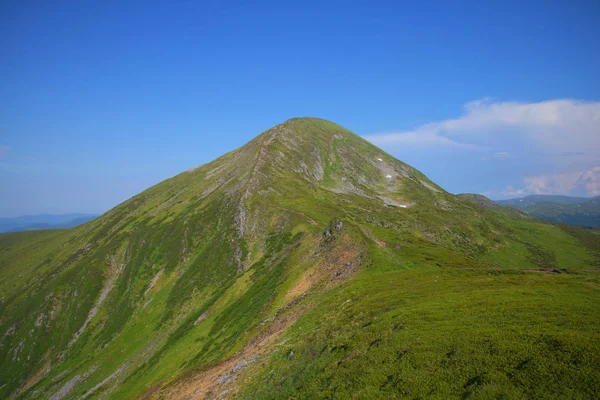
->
xmin=237 ymin=267 xmax=600 ymax=399
xmin=1 ymin=117 xmax=599 ymax=399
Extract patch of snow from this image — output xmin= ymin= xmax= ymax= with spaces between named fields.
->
xmin=378 ymin=196 xmax=412 ymax=208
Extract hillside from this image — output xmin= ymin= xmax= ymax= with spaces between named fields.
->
xmin=1 ymin=118 xmax=599 ymax=399
xmin=457 ymin=193 xmax=532 ymax=220
xmin=498 ymin=195 xmax=600 ymax=228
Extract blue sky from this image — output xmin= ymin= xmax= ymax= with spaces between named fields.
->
xmin=1 ymin=0 xmax=599 ymax=217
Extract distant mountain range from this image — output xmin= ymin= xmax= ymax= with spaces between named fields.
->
xmin=496 ymin=195 xmax=600 ymax=228
xmin=0 ymin=213 xmax=98 ymax=233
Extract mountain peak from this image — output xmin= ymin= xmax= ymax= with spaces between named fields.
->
xmin=282 ymin=116 xmax=333 ymax=123
xmin=258 ymin=117 xmax=352 ymax=142
xmin=231 ymin=117 xmax=442 ymax=198
xmin=3 ymin=118 xmax=600 ymax=400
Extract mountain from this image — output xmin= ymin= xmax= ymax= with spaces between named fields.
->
xmin=0 ymin=214 xmax=98 ymax=233
xmin=456 ymin=193 xmax=500 ymax=209
xmin=498 ymin=195 xmax=600 ymax=228
xmin=457 ymin=193 xmax=534 ymax=220
xmin=499 ymin=194 xmax=592 ymax=206
xmin=1 ymin=118 xmax=599 ymax=399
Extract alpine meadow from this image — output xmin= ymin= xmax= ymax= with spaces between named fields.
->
xmin=1 ymin=118 xmax=599 ymax=399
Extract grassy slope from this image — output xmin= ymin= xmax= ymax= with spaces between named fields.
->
xmin=237 ymin=219 xmax=600 ymax=399
xmin=239 ymin=270 xmax=599 ymax=399
xmin=0 ymin=118 xmax=599 ymax=399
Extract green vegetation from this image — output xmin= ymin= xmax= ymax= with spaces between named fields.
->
xmin=239 ymin=269 xmax=600 ymax=399
xmin=1 ymin=118 xmax=599 ymax=399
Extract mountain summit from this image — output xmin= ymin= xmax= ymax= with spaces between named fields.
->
xmin=1 ymin=118 xmax=599 ymax=399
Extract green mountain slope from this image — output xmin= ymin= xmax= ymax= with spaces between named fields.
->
xmin=457 ymin=193 xmax=532 ymax=220
xmin=498 ymin=195 xmax=600 ymax=228
xmin=456 ymin=193 xmax=500 ymax=209
xmin=1 ymin=118 xmax=599 ymax=399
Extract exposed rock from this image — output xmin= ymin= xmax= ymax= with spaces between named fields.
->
xmin=34 ymin=313 xmax=47 ymax=328
xmin=370 ymin=158 xmax=400 ymax=182
xmin=144 ymin=268 xmax=164 ymax=296
xmin=4 ymin=325 xmax=16 ymax=337
xmin=421 ymin=180 xmax=441 ymax=192
xmin=233 ymin=245 xmax=243 ymax=273
xmin=68 ymin=254 xmax=124 ymax=347
xmin=378 ymin=196 xmax=410 ymax=208
xmin=322 ymin=219 xmax=343 ymax=238
xmin=49 ymin=365 xmax=97 ymax=400
xmin=194 ymin=311 xmax=210 ymax=326
xmin=12 ymin=339 xmax=24 ymax=361
xmin=81 ymin=362 xmax=129 ymax=399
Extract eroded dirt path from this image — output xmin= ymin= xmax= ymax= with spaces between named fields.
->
xmin=144 ymin=231 xmax=363 ymax=400
xmin=160 ymin=303 xmax=305 ymax=400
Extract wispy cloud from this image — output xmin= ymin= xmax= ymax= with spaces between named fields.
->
xmin=505 ymin=166 xmax=600 ymax=197
xmin=0 ymin=146 xmax=9 ymax=160
xmin=365 ymin=99 xmax=600 ymax=153
xmin=502 ymin=185 xmax=526 ymax=197
xmin=494 ymin=152 xmax=511 ymax=159
xmin=364 ymin=130 xmax=477 ymax=151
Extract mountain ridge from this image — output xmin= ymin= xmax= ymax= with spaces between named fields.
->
xmin=497 ymin=194 xmax=600 ymax=228
xmin=1 ymin=118 xmax=599 ymax=399
xmin=498 ymin=194 xmax=596 ymax=205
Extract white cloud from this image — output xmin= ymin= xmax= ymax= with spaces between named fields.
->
xmin=506 ymin=166 xmax=600 ymax=197
xmin=365 ymin=99 xmax=600 ymax=153
xmin=365 ymin=130 xmax=477 ymax=151
xmin=502 ymin=185 xmax=526 ymax=197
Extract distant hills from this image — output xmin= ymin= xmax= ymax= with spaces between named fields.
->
xmin=497 ymin=195 xmax=600 ymax=228
xmin=0 ymin=213 xmax=98 ymax=233
xmin=455 ymin=193 xmax=500 ymax=209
